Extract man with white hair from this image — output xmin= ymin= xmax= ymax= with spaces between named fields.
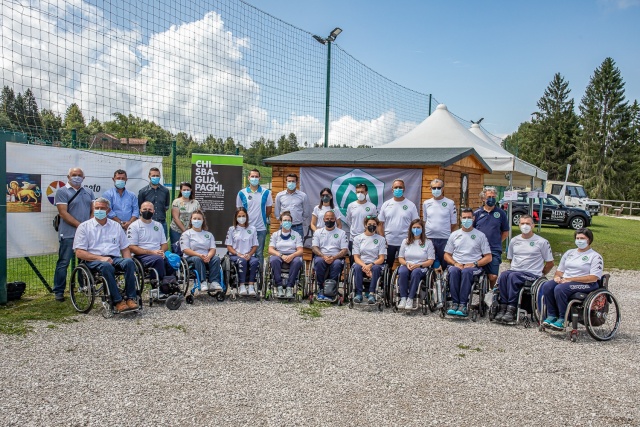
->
xmin=422 ymin=178 xmax=457 ymax=269
xmin=52 ymin=167 xmax=95 ymax=302
xmin=473 ymin=186 xmax=509 ymax=287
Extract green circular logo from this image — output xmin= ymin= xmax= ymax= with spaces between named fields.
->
xmin=331 ymin=170 xmax=383 ymax=217
xmin=420 ymin=244 xmax=425 ymax=248
xmin=582 ymin=256 xmax=589 ymax=261
xmin=374 ymin=239 xmax=379 ymax=244
xmin=493 ymin=212 xmax=500 ymax=218
xmin=247 ymin=229 xmax=252 ymax=234
xmin=291 ymin=235 xmax=295 ymax=240
xmin=365 ymin=207 xmax=371 ymax=212
xmin=471 ymin=234 xmax=477 ymax=240
xmin=402 ymin=205 xmax=408 ymax=210
xmin=530 ymin=242 xmax=535 ymax=246
xmin=333 ymin=233 xmax=339 ymax=238
xmin=154 ymin=226 xmax=159 ymax=231
xmin=204 ymin=234 xmax=210 ymax=239
xmin=442 ymin=202 xmax=447 ymax=207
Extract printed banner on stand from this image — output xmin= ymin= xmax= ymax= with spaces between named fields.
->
xmin=191 ymin=153 xmax=243 ymax=248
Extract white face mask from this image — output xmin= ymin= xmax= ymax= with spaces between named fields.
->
xmin=431 ymin=188 xmax=442 ymax=197
xmin=575 ymin=239 xmax=589 ymax=249
xmin=519 ymin=224 xmax=532 ymax=234
xmin=357 ymin=192 xmax=366 ymax=201
xmin=237 ymin=216 xmax=247 ymax=225
xmin=192 ymin=219 xmax=203 ymax=229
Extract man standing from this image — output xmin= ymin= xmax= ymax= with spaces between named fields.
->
xmin=73 ymin=198 xmax=139 ymax=312
xmin=52 ymin=167 xmax=95 ymax=301
xmin=422 ymin=178 xmax=457 ymax=269
xmin=237 ymin=169 xmax=272 ymax=266
xmin=127 ymin=201 xmax=175 ymax=285
xmin=312 ymin=211 xmax=349 ymax=301
xmin=473 ymin=186 xmax=509 ymax=288
xmin=275 ymin=173 xmax=309 ymax=238
xmin=138 ymin=167 xmax=170 ymax=237
xmin=345 ymin=183 xmax=377 ymax=261
xmin=494 ymin=214 xmax=554 ymax=323
xmin=378 ymin=179 xmax=419 ymax=269
xmin=103 ymin=169 xmax=139 ymax=230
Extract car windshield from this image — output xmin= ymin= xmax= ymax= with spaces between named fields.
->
xmin=542 ymin=196 xmax=562 ymax=206
xmin=572 ymin=186 xmax=587 ymax=198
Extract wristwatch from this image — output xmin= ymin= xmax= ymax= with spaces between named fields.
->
xmin=474 ymin=261 xmax=479 ymax=268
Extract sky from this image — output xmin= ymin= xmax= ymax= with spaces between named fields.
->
xmin=249 ymin=0 xmax=640 ymax=137
xmin=1 ymin=0 xmax=639 ymax=145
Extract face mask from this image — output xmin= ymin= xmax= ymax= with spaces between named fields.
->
xmin=282 ymin=220 xmax=292 ymax=230
xmin=412 ymin=227 xmax=422 ymax=237
xmin=367 ymin=224 xmax=377 ymax=233
xmin=393 ymin=188 xmax=404 ymax=198
xmin=431 ymin=188 xmax=442 ymax=197
xmin=575 ymin=239 xmax=589 ymax=249
xmin=249 ymin=177 xmax=260 ymax=186
xmin=357 ymin=192 xmax=366 ymax=201
xmin=485 ymin=197 xmax=497 ymax=207
xmin=70 ymin=176 xmax=84 ymax=186
xmin=115 ymin=179 xmax=126 ymax=189
xmin=519 ymin=224 xmax=532 ymax=234
xmin=150 ymin=177 xmax=161 ymax=185
xmin=182 ymin=190 xmax=191 ymax=198
xmin=287 ymin=182 xmax=296 ymax=191
xmin=94 ymin=209 xmax=107 ymax=220
xmin=192 ymin=219 xmax=203 ymax=229
xmin=141 ymin=210 xmax=154 ymax=220
xmin=324 ymin=220 xmax=336 ymax=229
xmin=321 ymin=195 xmax=331 ymax=203
xmin=237 ymin=216 xmax=247 ymax=225
xmin=461 ymin=218 xmax=473 ymax=229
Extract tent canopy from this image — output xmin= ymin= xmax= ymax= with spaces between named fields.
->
xmin=382 ymin=104 xmax=547 ymax=187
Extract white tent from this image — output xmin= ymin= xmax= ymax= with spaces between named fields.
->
xmin=469 ymin=123 xmax=502 ymax=146
xmin=382 ymin=104 xmax=547 ymax=187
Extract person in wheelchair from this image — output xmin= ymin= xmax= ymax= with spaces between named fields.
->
xmin=494 ymin=214 xmax=554 ymax=323
xmin=73 ymin=197 xmax=139 ymax=313
xmin=225 ymin=207 xmax=261 ymax=296
xmin=352 ymin=215 xmax=387 ymax=304
xmin=128 ymin=202 xmax=175 ymax=285
xmin=268 ymin=211 xmax=304 ymax=298
xmin=312 ymin=210 xmax=349 ymax=301
xmin=397 ymin=219 xmax=435 ymax=310
xmin=179 ymin=210 xmax=222 ymax=292
xmin=443 ymin=208 xmax=492 ymax=317
xmin=538 ymin=228 xmax=603 ymax=330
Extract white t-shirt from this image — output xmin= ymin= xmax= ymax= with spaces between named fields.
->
xmin=180 ymin=228 xmax=216 ymax=257
xmin=312 ymin=205 xmax=343 ymax=228
xmin=423 ymin=197 xmax=457 ymax=239
xmin=558 ymin=248 xmax=603 ymax=279
xmin=399 ymin=238 xmax=436 ymax=264
xmin=225 ymin=225 xmax=258 ymax=254
xmin=352 ymin=233 xmax=387 ymax=264
xmin=312 ymin=227 xmax=349 ymax=257
xmin=127 ymin=220 xmax=167 ymax=251
xmin=269 ymin=230 xmax=303 ymax=255
xmin=444 ymin=228 xmax=491 ymax=264
xmin=379 ymin=198 xmax=419 ymax=246
xmin=73 ymin=218 xmax=128 ymax=257
xmin=345 ymin=201 xmax=377 ymax=240
xmin=507 ymin=234 xmax=554 ymax=277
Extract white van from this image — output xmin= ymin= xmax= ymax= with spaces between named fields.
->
xmin=545 ymin=181 xmax=600 ymax=216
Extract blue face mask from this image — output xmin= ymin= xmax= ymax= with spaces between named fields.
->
xmin=282 ymin=220 xmax=292 ymax=230
xmin=461 ymin=218 xmax=473 ymax=229
xmin=393 ymin=188 xmax=404 ymax=198
xmin=431 ymin=188 xmax=442 ymax=197
xmin=411 ymin=227 xmax=422 ymax=237
xmin=485 ymin=197 xmax=497 ymax=207
xmin=114 ymin=179 xmax=126 ymax=189
xmin=94 ymin=209 xmax=107 ymax=220
xmin=150 ymin=176 xmax=161 ymax=185
xmin=249 ymin=177 xmax=260 ymax=187
xmin=287 ymin=182 xmax=296 ymax=191
xmin=575 ymin=239 xmax=589 ymax=249
xmin=182 ymin=190 xmax=191 ymax=198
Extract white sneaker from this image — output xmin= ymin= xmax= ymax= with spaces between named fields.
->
xmin=200 ymin=281 xmax=209 ymax=291
xmin=248 ymin=285 xmax=256 ymax=296
xmin=210 ymin=282 xmax=222 ymax=291
xmin=285 ymin=287 xmax=294 ymax=298
xmin=406 ymin=298 xmax=414 ymax=309
xmin=277 ymin=286 xmax=285 ymax=298
xmin=398 ymin=297 xmax=407 ymax=309
xmin=239 ymin=284 xmax=248 ymax=296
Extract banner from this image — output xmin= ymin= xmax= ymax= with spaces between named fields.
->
xmin=6 ymin=143 xmax=162 ymax=258
xmin=191 ymin=153 xmax=243 ymax=248
xmin=300 ymin=167 xmax=423 ymax=239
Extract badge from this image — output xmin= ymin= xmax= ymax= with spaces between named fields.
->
xmin=403 ymin=205 xmax=408 ymax=210
xmin=374 ymin=239 xmax=379 ymax=244
xmin=154 ymin=226 xmax=159 ymax=231
xmin=471 ymin=234 xmax=476 ymax=240
xmin=442 ymin=202 xmax=447 ymax=207
xmin=333 ymin=234 xmax=339 ymax=238
xmin=247 ymin=230 xmax=252 ymax=234
xmin=365 ymin=207 xmax=371 ymax=212
xmin=530 ymin=242 xmax=535 ymax=246
xmin=582 ymin=256 xmax=589 ymax=261
xmin=205 ymin=234 xmax=210 ymax=239
xmin=493 ymin=212 xmax=500 ymax=218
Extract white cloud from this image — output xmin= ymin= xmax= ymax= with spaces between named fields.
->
xmin=327 ymin=111 xmax=418 ymax=147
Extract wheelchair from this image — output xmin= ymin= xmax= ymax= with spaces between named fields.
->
xmin=133 ymin=257 xmax=186 ymax=311
xmin=439 ymin=267 xmax=489 ymax=321
xmin=345 ymin=264 xmax=389 ymax=311
xmin=488 ymin=275 xmax=547 ymax=328
xmin=221 ymin=254 xmax=264 ymax=301
xmin=537 ymin=274 xmax=621 ymax=342
xmin=388 ymin=266 xmax=438 ymax=314
xmin=263 ymin=257 xmax=306 ymax=302
xmin=306 ymin=256 xmax=348 ymax=305
xmin=69 ymin=260 xmax=143 ymax=318
xmin=176 ymin=256 xmax=226 ymax=305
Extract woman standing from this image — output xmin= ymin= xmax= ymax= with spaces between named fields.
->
xmin=225 ymin=208 xmax=260 ymax=296
xmin=310 ymin=188 xmax=343 ymax=232
xmin=170 ymin=182 xmax=201 ymax=246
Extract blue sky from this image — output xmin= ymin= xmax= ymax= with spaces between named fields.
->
xmin=249 ymin=0 xmax=640 ymax=137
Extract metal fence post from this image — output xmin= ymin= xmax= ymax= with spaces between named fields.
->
xmin=171 ymin=140 xmax=177 ymax=201
xmin=0 ymin=141 xmax=6 ymax=304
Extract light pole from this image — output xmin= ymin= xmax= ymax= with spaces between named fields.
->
xmin=313 ymin=27 xmax=342 ymax=148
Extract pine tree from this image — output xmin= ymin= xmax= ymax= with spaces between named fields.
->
xmin=576 ymin=58 xmax=633 ymax=199
xmin=23 ymin=89 xmax=43 ymax=137
xmin=40 ymin=109 xmax=63 ymax=143
xmin=0 ymin=86 xmax=17 ymax=129
xmin=62 ymin=103 xmax=89 ymax=144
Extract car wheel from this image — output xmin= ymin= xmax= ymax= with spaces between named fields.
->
xmin=570 ymin=216 xmax=586 ymax=230
xmin=511 ymin=213 xmax=522 ymax=227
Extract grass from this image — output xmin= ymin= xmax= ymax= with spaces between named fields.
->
xmin=0 ymin=295 xmax=78 ymax=336
xmin=299 ymin=302 xmax=331 ymax=319
xmin=154 ymin=324 xmax=187 ymax=333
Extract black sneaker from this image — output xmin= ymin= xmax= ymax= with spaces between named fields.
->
xmin=55 ymin=294 xmax=65 ymax=302
xmin=494 ymin=304 xmax=508 ymax=321
xmin=502 ymin=306 xmax=517 ymax=323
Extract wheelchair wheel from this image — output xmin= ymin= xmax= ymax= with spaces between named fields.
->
xmin=425 ymin=269 xmax=438 ymax=312
xmin=584 ymin=289 xmax=621 ymax=341
xmin=530 ymin=277 xmax=546 ymax=324
xmin=70 ymin=264 xmax=95 ymax=313
xmin=346 ymin=267 xmax=355 ymax=309
xmin=439 ymin=270 xmax=449 ymax=318
xmin=478 ymin=275 xmax=488 ymax=318
xmin=166 ymin=294 xmax=182 ymax=310
xmin=389 ymin=269 xmax=399 ymax=312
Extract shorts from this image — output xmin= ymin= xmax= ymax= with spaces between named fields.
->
xmin=483 ymin=251 xmax=502 ymax=276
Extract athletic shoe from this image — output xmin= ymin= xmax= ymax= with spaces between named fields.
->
xmin=114 ymin=300 xmax=128 ymax=313
xmin=447 ymin=303 xmax=459 ymax=316
xmin=210 ymin=282 xmax=222 ymax=291
xmin=248 ymin=285 xmax=256 ymax=296
xmin=126 ymin=299 xmax=139 ymax=310
xmin=277 ymin=286 xmax=285 ymax=298
xmin=285 ymin=287 xmax=294 ymax=298
xmin=200 ymin=281 xmax=209 ymax=292
xmin=406 ymin=298 xmax=414 ymax=310
xmin=367 ymin=294 xmax=376 ymax=304
xmin=54 ymin=294 xmax=65 ymax=302
xmin=502 ymin=306 xmax=517 ymax=323
xmin=354 ymin=294 xmax=363 ymax=304
xmin=550 ymin=319 xmax=565 ymax=330
xmin=455 ymin=304 xmax=468 ymax=317
xmin=398 ymin=297 xmax=407 ymax=309
xmin=239 ymin=284 xmax=248 ymax=296
xmin=542 ymin=316 xmax=557 ymax=327
xmin=494 ymin=304 xmax=508 ymax=322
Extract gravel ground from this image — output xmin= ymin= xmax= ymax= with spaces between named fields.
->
xmin=1 ymin=269 xmax=639 ymax=427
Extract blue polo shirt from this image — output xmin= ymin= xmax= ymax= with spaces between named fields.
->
xmin=103 ymin=187 xmax=139 ymax=222
xmin=473 ymin=206 xmax=509 ymax=253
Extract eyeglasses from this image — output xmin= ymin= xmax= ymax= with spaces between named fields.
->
xmin=431 ymin=186 xmax=442 ymax=190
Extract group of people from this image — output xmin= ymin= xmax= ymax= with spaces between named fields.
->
xmin=53 ymin=167 xmax=605 ymax=327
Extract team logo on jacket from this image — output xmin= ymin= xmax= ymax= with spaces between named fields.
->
xmin=442 ymin=202 xmax=447 ymax=207
xmin=374 ymin=239 xmax=379 ymax=244
xmin=248 ymin=195 xmax=253 ymax=200
xmin=530 ymin=242 xmax=535 ymax=246
xmin=471 ymin=234 xmax=476 ymax=240
xmin=420 ymin=244 xmax=425 ymax=248
xmin=582 ymin=256 xmax=589 ymax=261
xmin=403 ymin=205 xmax=408 ymax=210
xmin=365 ymin=207 xmax=371 ymax=212
xmin=333 ymin=234 xmax=339 ymax=238
xmin=247 ymin=230 xmax=252 ymax=234
xmin=154 ymin=226 xmax=159 ymax=231
xmin=493 ymin=212 xmax=500 ymax=218
xmin=205 ymin=234 xmax=210 ymax=239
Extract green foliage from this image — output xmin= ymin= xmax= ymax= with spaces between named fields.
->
xmin=0 ymin=295 xmax=78 ymax=336
xmin=40 ymin=109 xmax=63 ymax=142
xmin=62 ymin=103 xmax=88 ymax=143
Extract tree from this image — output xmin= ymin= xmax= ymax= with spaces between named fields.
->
xmin=13 ymin=93 xmax=26 ymax=132
xmin=576 ymin=58 xmax=634 ymax=199
xmin=23 ymin=89 xmax=43 ymax=136
xmin=0 ymin=86 xmax=16 ymax=129
xmin=87 ymin=116 xmax=103 ymax=135
xmin=40 ymin=109 xmax=63 ymax=143
xmin=223 ymin=137 xmax=236 ymax=155
xmin=62 ymin=103 xmax=89 ymax=144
